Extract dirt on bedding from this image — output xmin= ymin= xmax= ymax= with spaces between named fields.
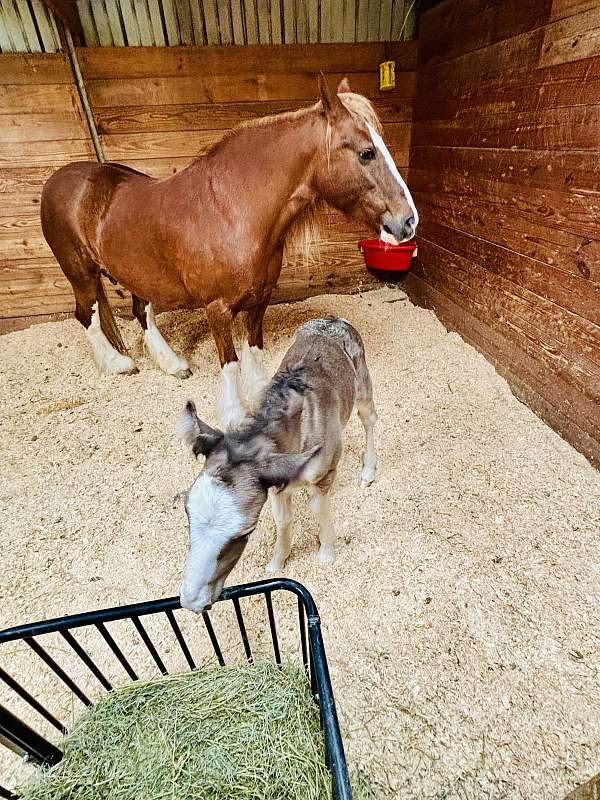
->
xmin=1 ymin=287 xmax=599 ymax=799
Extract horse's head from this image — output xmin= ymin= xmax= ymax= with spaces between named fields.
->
xmin=312 ymin=75 xmax=418 ymax=244
xmin=177 ymin=401 xmax=317 ymax=613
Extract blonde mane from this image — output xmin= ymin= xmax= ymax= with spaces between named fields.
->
xmin=284 ymin=92 xmax=383 ymax=266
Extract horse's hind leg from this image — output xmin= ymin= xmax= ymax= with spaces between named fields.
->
xmin=240 ymin=299 xmax=271 ymax=410
xmin=73 ymin=267 xmax=137 ymax=376
xmin=132 ymin=296 xmax=191 ymax=379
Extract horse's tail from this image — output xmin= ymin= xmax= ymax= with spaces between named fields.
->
xmin=96 ymin=274 xmax=127 ymax=355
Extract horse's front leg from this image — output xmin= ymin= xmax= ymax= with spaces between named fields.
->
xmin=206 ymin=300 xmax=247 ymax=431
xmin=132 ymin=296 xmax=191 ymax=378
xmin=240 ymin=298 xmax=271 ymax=410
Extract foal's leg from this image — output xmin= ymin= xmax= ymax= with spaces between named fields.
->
xmin=266 ymin=489 xmax=294 ymax=573
xmin=309 ymin=482 xmax=337 ymax=565
xmin=354 ymin=357 xmax=378 ymax=487
xmin=240 ymin=299 xmax=271 ymax=410
xmin=206 ymin=300 xmax=247 ymax=430
xmin=357 ymin=399 xmax=377 ymax=487
xmin=132 ymin=296 xmax=191 ymax=378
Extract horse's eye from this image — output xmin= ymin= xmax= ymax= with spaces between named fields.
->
xmin=359 ymin=148 xmax=376 ymax=163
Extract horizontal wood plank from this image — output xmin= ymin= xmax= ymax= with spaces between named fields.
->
xmin=415 ymin=196 xmax=600 ymax=283
xmin=414 ymin=56 xmax=600 ymax=119
xmin=100 ymin=121 xmax=412 ymax=161
xmin=540 ymin=7 xmax=600 ymax=66
xmin=419 ymin=0 xmax=552 ymax=68
xmin=0 ymin=112 xmax=89 ymax=144
xmin=411 ymin=167 xmax=600 ymax=240
xmin=94 ymin=98 xmax=413 ymax=134
xmin=0 ymin=84 xmax=79 ymax=115
xmin=77 ymin=41 xmax=419 ymax=79
xmin=412 ymin=104 xmax=600 ymax=150
xmin=410 ymin=146 xmax=600 ymax=195
xmin=416 ymin=28 xmax=545 ymax=93
xmin=0 ymin=53 xmax=71 ymax=84
xmin=86 ymin=71 xmax=417 ymax=108
xmin=0 ymin=139 xmax=95 ymax=167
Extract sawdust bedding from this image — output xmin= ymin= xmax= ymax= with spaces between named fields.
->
xmin=1 ymin=287 xmax=599 ymax=799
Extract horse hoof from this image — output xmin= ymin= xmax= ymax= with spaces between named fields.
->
xmin=175 ymin=368 xmax=192 ymax=380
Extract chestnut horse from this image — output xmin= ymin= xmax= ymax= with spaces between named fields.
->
xmin=40 ymin=76 xmax=418 ymax=429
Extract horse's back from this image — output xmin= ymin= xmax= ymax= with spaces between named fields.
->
xmin=41 ymin=161 xmax=155 ymax=255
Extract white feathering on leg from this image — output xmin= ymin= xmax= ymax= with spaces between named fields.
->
xmin=217 ymin=361 xmax=248 ymax=431
xmin=240 ymin=342 xmax=270 ymax=410
xmin=85 ymin=302 xmax=136 ymax=376
xmin=143 ymin=303 xmax=190 ymax=376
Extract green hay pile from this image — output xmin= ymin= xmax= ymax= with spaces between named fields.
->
xmin=18 ymin=661 xmax=333 ymax=800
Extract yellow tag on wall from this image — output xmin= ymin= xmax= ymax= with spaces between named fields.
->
xmin=379 ymin=60 xmax=395 ymax=91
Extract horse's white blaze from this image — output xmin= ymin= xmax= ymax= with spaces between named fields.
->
xmin=367 ymin=123 xmax=419 ymax=230
xmin=180 ymin=472 xmax=244 ymax=613
xmin=217 ymin=361 xmax=248 ymax=431
xmin=143 ymin=303 xmax=190 ymax=375
xmin=240 ymin=342 xmax=270 ymax=410
xmin=85 ymin=302 xmax=136 ymax=375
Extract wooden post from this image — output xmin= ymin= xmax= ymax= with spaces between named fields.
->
xmin=57 ymin=20 xmax=105 ymax=163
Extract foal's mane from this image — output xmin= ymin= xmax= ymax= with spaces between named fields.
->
xmin=205 ymin=92 xmax=383 ymax=266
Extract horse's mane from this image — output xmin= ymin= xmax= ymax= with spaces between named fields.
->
xmin=203 ymin=92 xmax=383 ymax=266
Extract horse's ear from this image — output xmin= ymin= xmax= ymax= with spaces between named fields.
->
xmin=337 ymin=77 xmax=351 ymax=94
xmin=318 ymin=73 xmax=344 ymax=121
xmin=177 ymin=400 xmax=223 ymax=458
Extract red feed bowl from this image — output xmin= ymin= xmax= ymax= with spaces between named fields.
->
xmin=358 ymin=239 xmax=417 ymax=271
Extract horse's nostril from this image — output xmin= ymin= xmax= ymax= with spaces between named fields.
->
xmin=383 ymin=224 xmax=393 ymax=235
xmin=406 ymin=215 xmax=415 ymax=228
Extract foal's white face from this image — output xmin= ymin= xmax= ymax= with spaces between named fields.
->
xmin=180 ymin=471 xmax=250 ymax=613
xmin=178 ymin=401 xmax=319 ymax=613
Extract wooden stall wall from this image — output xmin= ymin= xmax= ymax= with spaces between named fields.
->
xmin=0 ymin=41 xmax=416 ymax=331
xmin=407 ymin=0 xmax=600 ymax=465
xmin=0 ymin=54 xmax=96 ymax=331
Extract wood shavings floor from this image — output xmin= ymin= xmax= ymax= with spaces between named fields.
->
xmin=1 ymin=287 xmax=599 ymax=799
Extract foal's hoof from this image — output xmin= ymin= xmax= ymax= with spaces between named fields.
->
xmin=175 ymin=368 xmax=192 ymax=380
xmin=317 ymin=546 xmax=336 ymax=565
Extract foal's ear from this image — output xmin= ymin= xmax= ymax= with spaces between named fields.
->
xmin=337 ymin=77 xmax=351 ymax=94
xmin=318 ymin=73 xmax=344 ymax=121
xmin=258 ymin=446 xmax=321 ymax=490
xmin=177 ymin=400 xmax=223 ymax=458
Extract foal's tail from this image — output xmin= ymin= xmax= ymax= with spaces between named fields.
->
xmin=96 ymin=274 xmax=127 ymax=355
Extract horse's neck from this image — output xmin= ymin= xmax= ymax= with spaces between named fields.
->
xmin=179 ymin=110 xmax=323 ymax=239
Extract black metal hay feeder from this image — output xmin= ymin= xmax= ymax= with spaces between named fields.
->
xmin=0 ymin=578 xmax=351 ymax=800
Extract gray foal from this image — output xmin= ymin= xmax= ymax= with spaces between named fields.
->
xmin=177 ymin=317 xmax=377 ymax=613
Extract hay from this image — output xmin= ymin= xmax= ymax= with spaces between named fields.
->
xmin=18 ymin=662 xmax=332 ymax=800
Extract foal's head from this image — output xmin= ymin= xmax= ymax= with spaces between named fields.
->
xmin=312 ymin=76 xmax=418 ymax=243
xmin=177 ymin=401 xmax=317 ymax=613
